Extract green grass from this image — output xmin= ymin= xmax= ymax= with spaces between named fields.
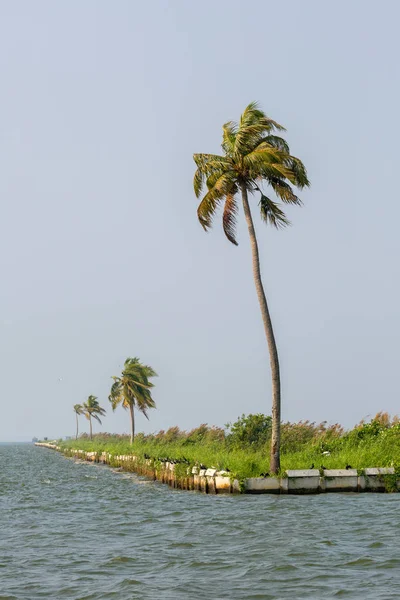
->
xmin=57 ymin=414 xmax=400 ymax=480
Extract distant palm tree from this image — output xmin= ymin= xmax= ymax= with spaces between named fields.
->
xmin=109 ymin=357 xmax=157 ymax=444
xmin=193 ymin=102 xmax=309 ymax=473
xmin=82 ymin=396 xmax=106 ymax=440
xmin=73 ymin=404 xmax=83 ymax=440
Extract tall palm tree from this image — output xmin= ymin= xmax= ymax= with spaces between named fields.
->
xmin=193 ymin=102 xmax=309 ymax=473
xmin=109 ymin=357 xmax=157 ymax=444
xmin=82 ymin=395 xmax=106 ymax=440
xmin=73 ymin=403 xmax=83 ymax=440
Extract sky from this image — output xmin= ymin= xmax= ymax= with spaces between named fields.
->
xmin=1 ymin=0 xmax=400 ymax=441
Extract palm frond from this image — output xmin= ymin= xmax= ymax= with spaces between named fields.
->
xmin=222 ymin=193 xmax=239 ymax=246
xmin=259 ymin=194 xmax=291 ymax=229
xmin=82 ymin=395 xmax=106 ymax=419
xmin=269 ymin=178 xmax=302 ymax=205
xmin=243 ymin=148 xmax=284 ymax=174
xmin=193 ymin=155 xmax=230 ymax=199
xmin=193 ymin=153 xmax=228 ymax=170
xmin=141 ymin=364 xmax=158 ymax=378
xmin=193 ymin=168 xmax=205 ymax=198
xmin=239 ymin=102 xmax=284 ymax=131
xmin=256 ymin=135 xmax=290 ymax=153
xmin=206 ymin=168 xmax=229 ymax=191
xmin=245 ymin=158 xmax=295 ymax=183
xmin=197 ymin=171 xmax=235 ymax=230
xmin=124 ymin=357 xmax=140 ymax=368
xmin=235 ymin=103 xmax=285 ymax=155
xmin=221 ymin=122 xmax=237 ymax=155
xmin=136 ymin=393 xmax=156 ymax=418
xmin=267 ymin=162 xmax=298 ymax=183
xmin=109 ymin=380 xmax=122 ymax=411
xmin=284 ymin=156 xmax=310 ymax=188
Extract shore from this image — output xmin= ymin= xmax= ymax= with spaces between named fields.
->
xmin=36 ymin=443 xmax=400 ymax=494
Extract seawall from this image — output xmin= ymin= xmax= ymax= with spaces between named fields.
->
xmin=35 ymin=443 xmax=400 ymax=494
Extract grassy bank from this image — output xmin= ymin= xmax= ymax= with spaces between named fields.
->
xmin=58 ymin=413 xmax=400 ymax=479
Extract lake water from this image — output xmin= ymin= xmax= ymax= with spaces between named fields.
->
xmin=1 ymin=444 xmax=399 ymax=599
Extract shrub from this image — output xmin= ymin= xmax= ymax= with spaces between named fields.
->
xmin=226 ymin=414 xmax=272 ymax=449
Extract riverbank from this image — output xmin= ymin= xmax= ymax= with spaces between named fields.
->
xmin=52 ymin=414 xmax=400 ymax=479
xmin=36 ymin=442 xmax=400 ymax=494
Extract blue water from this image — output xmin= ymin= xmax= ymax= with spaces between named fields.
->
xmin=1 ymin=444 xmax=399 ymax=599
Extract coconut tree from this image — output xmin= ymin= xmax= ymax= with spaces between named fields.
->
xmin=193 ymin=102 xmax=309 ymax=473
xmin=73 ymin=403 xmax=83 ymax=440
xmin=109 ymin=357 xmax=157 ymax=444
xmin=82 ymin=395 xmax=106 ymax=440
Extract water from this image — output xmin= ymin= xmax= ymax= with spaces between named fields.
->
xmin=1 ymin=445 xmax=400 ymax=600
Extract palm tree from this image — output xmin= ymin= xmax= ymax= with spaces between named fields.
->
xmin=193 ymin=102 xmax=309 ymax=473
xmin=73 ymin=404 xmax=83 ymax=440
xmin=82 ymin=395 xmax=106 ymax=440
xmin=109 ymin=357 xmax=157 ymax=444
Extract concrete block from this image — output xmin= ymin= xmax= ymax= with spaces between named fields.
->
xmin=364 ymin=476 xmax=387 ymax=492
xmin=205 ymin=468 xmax=217 ymax=477
xmin=324 ymin=469 xmax=358 ymax=477
xmin=244 ymin=477 xmax=280 ymax=494
xmin=231 ymin=479 xmax=241 ymax=493
xmin=207 ymin=476 xmax=216 ymax=494
xmin=363 ymin=469 xmax=398 ymax=492
xmin=215 ymin=476 xmax=231 ymax=493
xmin=358 ymin=475 xmax=366 ymax=491
xmin=85 ymin=452 xmax=98 ymax=462
xmin=199 ymin=476 xmax=207 ymax=493
xmin=323 ymin=470 xmax=358 ymax=492
xmin=365 ymin=468 xmax=395 ymax=475
xmin=286 ymin=469 xmax=320 ymax=478
xmin=280 ymin=478 xmax=289 ymax=494
xmin=286 ymin=470 xmax=320 ymax=494
xmin=287 ymin=476 xmax=320 ymax=494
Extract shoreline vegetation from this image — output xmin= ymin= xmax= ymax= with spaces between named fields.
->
xmin=60 ymin=105 xmax=395 ymax=484
xmin=55 ymin=412 xmax=400 ymax=482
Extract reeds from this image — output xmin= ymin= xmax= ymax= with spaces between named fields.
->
xmin=59 ymin=412 xmax=400 ymax=479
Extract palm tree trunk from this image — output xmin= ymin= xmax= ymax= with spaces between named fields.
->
xmin=76 ymin=413 xmax=79 ymax=441
xmin=240 ymin=183 xmax=281 ymax=474
xmin=129 ymin=403 xmax=135 ymax=445
xmin=89 ymin=416 xmax=92 ymax=440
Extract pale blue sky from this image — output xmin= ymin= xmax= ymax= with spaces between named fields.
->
xmin=1 ymin=0 xmax=399 ymax=441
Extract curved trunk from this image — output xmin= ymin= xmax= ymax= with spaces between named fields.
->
xmin=75 ymin=413 xmax=79 ymax=440
xmin=129 ymin=403 xmax=135 ymax=445
xmin=240 ymin=183 xmax=281 ymax=474
xmin=89 ymin=415 xmax=93 ymax=440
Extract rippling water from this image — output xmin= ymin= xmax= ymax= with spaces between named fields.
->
xmin=1 ymin=444 xmax=400 ymax=599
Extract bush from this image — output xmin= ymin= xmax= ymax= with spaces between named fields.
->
xmin=226 ymin=414 xmax=271 ymax=449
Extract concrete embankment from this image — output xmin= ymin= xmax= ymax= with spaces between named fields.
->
xmin=35 ymin=443 xmax=400 ymax=494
